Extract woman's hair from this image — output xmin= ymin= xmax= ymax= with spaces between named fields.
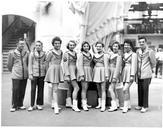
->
xmin=124 ymin=39 xmax=135 ymax=52
xmin=51 ymin=36 xmax=62 ymax=46
xmin=66 ymin=40 xmax=76 ymax=49
xmin=95 ymin=41 xmax=104 ymax=47
xmin=110 ymin=41 xmax=121 ymax=51
xmin=81 ymin=41 xmax=91 ymax=51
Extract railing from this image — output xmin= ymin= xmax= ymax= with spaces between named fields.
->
xmin=2 ymin=16 xmax=19 ymax=47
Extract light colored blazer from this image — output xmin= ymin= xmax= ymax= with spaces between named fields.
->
xmin=7 ymin=49 xmax=29 ymax=79
xmin=137 ymin=48 xmax=156 ymax=79
xmin=28 ymin=50 xmax=46 ymax=77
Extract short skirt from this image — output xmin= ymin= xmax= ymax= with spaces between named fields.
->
xmin=109 ymin=67 xmax=121 ymax=83
xmin=122 ymin=65 xmax=131 ymax=83
xmin=44 ymin=65 xmax=63 ymax=84
xmin=93 ymin=66 xmax=105 ymax=83
xmin=64 ymin=65 xmax=77 ymax=81
xmin=78 ymin=66 xmax=93 ymax=82
xmin=109 ymin=67 xmax=115 ymax=82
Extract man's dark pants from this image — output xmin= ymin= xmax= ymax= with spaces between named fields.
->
xmin=138 ymin=78 xmax=151 ymax=108
xmin=30 ymin=76 xmax=45 ymax=107
xmin=12 ymin=79 xmax=27 ymax=109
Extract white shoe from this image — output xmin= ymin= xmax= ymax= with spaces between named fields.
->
xmin=141 ymin=107 xmax=148 ymax=113
xmin=19 ymin=106 xmax=26 ymax=110
xmin=95 ymin=98 xmax=101 ymax=109
xmin=28 ymin=106 xmax=34 ymax=111
xmin=72 ymin=100 xmax=81 ymax=112
xmin=10 ymin=108 xmax=16 ymax=112
xmin=108 ymin=107 xmax=117 ymax=112
xmin=54 ymin=107 xmax=59 ymax=114
xmin=66 ymin=97 xmax=72 ymax=108
xmin=122 ymin=107 xmax=128 ymax=113
xmin=54 ymin=103 xmax=60 ymax=114
xmin=119 ymin=107 xmax=124 ymax=110
xmin=100 ymin=100 xmax=106 ymax=112
xmin=108 ymin=100 xmax=117 ymax=112
xmin=135 ymin=106 xmax=142 ymax=110
xmin=86 ymin=99 xmax=92 ymax=108
xmin=82 ymin=100 xmax=89 ymax=111
xmin=36 ymin=105 xmax=43 ymax=110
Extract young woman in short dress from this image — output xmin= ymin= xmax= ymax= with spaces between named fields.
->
xmin=77 ymin=41 xmax=93 ymax=111
xmin=92 ymin=41 xmax=109 ymax=112
xmin=108 ymin=41 xmax=123 ymax=112
xmin=63 ymin=40 xmax=80 ymax=112
xmin=44 ymin=37 xmax=63 ymax=114
xmin=122 ymin=40 xmax=137 ymax=113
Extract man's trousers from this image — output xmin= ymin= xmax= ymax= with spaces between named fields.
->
xmin=12 ymin=79 xmax=27 ymax=109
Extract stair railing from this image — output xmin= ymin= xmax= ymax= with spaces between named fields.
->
xmin=2 ymin=16 xmax=19 ymax=48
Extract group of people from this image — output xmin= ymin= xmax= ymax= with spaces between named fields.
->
xmin=7 ymin=36 xmax=156 ymax=115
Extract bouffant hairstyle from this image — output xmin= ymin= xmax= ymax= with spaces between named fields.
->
xmin=110 ymin=41 xmax=121 ymax=51
xmin=51 ymin=36 xmax=62 ymax=46
xmin=81 ymin=41 xmax=91 ymax=51
xmin=66 ymin=40 xmax=76 ymax=50
xmin=124 ymin=39 xmax=135 ymax=52
xmin=95 ymin=41 xmax=104 ymax=47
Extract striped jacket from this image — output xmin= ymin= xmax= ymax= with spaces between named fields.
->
xmin=137 ymin=48 xmax=156 ymax=79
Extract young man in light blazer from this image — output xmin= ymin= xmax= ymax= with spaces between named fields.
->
xmin=136 ymin=36 xmax=156 ymax=113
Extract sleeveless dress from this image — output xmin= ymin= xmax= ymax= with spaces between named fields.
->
xmin=92 ymin=54 xmax=105 ymax=83
xmin=44 ymin=50 xmax=63 ymax=84
xmin=77 ymin=52 xmax=93 ymax=82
